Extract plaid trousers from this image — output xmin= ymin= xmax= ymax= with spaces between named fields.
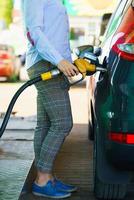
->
xmin=27 ymin=60 xmax=73 ymax=173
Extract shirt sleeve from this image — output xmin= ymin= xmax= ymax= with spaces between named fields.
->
xmin=23 ymin=0 xmax=64 ymax=66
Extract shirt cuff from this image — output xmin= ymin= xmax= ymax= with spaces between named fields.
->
xmin=54 ymin=53 xmax=64 ymax=66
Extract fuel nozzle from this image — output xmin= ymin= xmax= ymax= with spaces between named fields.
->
xmin=74 ymin=51 xmax=107 ymax=77
xmin=40 ymin=51 xmax=107 ymax=88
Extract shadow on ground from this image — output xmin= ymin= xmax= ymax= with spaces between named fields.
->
xmin=19 ymin=124 xmax=95 ymax=200
xmin=0 ymin=124 xmax=134 ymax=200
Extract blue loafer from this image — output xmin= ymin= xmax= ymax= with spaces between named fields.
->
xmin=54 ymin=178 xmax=77 ymax=193
xmin=32 ymin=180 xmax=71 ymax=199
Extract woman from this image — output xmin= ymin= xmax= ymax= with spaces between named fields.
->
xmin=22 ymin=0 xmax=79 ymax=198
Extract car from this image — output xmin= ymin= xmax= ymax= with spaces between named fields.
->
xmin=77 ymin=0 xmax=134 ymax=199
xmin=99 ymin=13 xmax=112 ymax=37
xmin=0 ymin=44 xmax=21 ymax=81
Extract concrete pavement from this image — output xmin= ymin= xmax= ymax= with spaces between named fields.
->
xmin=0 ymin=84 xmax=134 ymax=200
xmin=0 ymin=84 xmax=89 ymax=200
xmin=0 ymin=83 xmax=88 ymax=124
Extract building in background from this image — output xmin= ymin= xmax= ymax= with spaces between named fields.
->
xmin=12 ymin=0 xmax=22 ymax=24
xmin=0 ymin=0 xmax=118 ymax=56
xmin=62 ymin=0 xmax=117 ymax=47
xmin=0 ymin=0 xmax=26 ymax=56
xmin=0 ymin=0 xmax=13 ymax=29
xmin=12 ymin=0 xmax=117 ymax=49
xmin=63 ymin=0 xmax=116 ymax=16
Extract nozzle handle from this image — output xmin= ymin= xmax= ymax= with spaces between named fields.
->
xmin=62 ymin=72 xmax=85 ymax=87
xmin=70 ymin=73 xmax=85 ymax=86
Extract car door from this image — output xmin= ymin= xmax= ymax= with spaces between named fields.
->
xmin=89 ymin=0 xmax=131 ymax=106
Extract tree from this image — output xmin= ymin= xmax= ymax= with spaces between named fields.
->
xmin=0 ymin=0 xmax=13 ymax=27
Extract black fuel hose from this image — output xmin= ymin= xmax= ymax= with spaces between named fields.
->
xmin=0 ymin=76 xmax=42 ymax=138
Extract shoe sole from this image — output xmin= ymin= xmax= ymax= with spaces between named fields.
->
xmin=59 ymin=187 xmax=77 ymax=193
xmin=33 ymin=192 xmax=71 ymax=199
xmin=20 ymin=192 xmax=27 ymax=195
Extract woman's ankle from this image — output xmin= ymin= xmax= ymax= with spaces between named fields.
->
xmin=35 ymin=171 xmax=53 ymax=186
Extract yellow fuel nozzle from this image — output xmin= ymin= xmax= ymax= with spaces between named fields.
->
xmin=74 ymin=58 xmax=96 ymax=77
xmin=41 ymin=69 xmax=61 ymax=81
xmin=41 ymin=71 xmax=52 ymax=81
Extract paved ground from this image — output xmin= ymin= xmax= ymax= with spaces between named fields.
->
xmin=0 ymin=83 xmax=88 ymax=124
xmin=19 ymin=124 xmax=95 ymax=200
xmin=1 ymin=122 xmax=134 ymax=200
xmin=0 ymin=83 xmax=89 ymax=200
xmin=0 ymin=83 xmax=134 ymax=200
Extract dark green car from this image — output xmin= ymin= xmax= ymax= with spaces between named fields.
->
xmin=87 ymin=0 xmax=134 ymax=199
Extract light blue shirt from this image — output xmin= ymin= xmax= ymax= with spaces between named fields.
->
xmin=22 ymin=0 xmax=72 ymax=69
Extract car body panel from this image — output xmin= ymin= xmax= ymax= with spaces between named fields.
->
xmin=0 ymin=64 xmax=14 ymax=77
xmin=88 ymin=0 xmax=134 ymax=170
xmin=0 ymin=45 xmax=19 ymax=79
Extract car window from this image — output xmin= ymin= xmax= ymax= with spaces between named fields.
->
xmin=133 ymin=0 xmax=134 ymax=7
xmin=102 ymin=0 xmax=129 ymax=42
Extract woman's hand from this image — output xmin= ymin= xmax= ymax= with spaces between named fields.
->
xmin=57 ymin=59 xmax=79 ymax=77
